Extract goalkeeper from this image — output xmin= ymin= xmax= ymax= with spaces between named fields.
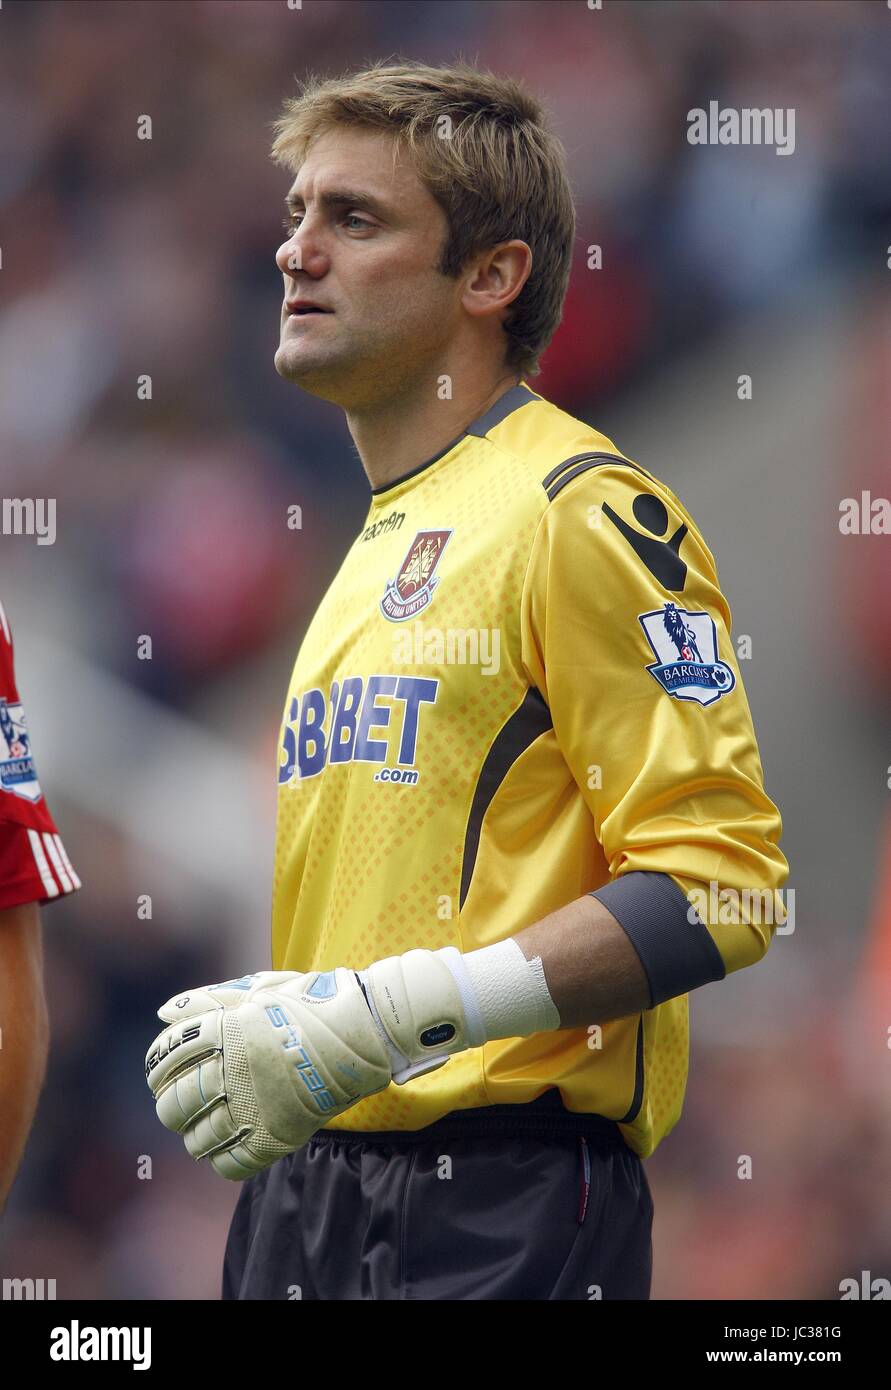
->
xmin=146 ymin=60 xmax=787 ymax=1301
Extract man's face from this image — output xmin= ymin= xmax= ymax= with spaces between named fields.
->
xmin=274 ymin=127 xmax=461 ymax=407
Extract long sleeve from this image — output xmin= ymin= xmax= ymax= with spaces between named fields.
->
xmin=520 ymin=456 xmax=788 ymax=1004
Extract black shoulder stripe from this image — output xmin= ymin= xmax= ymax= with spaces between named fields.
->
xmin=459 ymin=687 xmax=552 ymax=910
xmin=543 ymin=452 xmax=651 ymax=501
xmin=465 ymin=382 xmax=538 ymax=438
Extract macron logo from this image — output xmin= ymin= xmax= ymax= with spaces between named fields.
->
xmin=50 ymin=1321 xmax=151 ymax=1371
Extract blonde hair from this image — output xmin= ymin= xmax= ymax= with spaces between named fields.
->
xmin=270 ymin=58 xmax=576 ymax=378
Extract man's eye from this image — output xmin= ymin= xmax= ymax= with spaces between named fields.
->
xmin=281 ymin=212 xmax=373 ymax=237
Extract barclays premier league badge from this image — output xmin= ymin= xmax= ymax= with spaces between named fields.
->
xmin=0 ymin=697 xmax=43 ymax=802
xmin=380 ymin=529 xmax=452 ymax=622
xmin=638 ymin=602 xmax=735 ymax=706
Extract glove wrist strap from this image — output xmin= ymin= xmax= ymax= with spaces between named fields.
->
xmin=357 ymin=939 xmax=560 ymax=1086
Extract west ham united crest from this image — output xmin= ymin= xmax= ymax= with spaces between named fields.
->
xmin=639 ymin=602 xmax=735 ymax=706
xmin=380 ymin=529 xmax=452 ymax=622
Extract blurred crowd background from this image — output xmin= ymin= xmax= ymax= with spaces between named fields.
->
xmin=1 ymin=0 xmax=889 ymax=1299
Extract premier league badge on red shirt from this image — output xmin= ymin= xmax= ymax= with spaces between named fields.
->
xmin=0 ymin=698 xmax=43 ymax=802
xmin=380 ymin=529 xmax=452 ymax=622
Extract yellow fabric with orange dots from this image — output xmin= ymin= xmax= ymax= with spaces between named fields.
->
xmin=271 ymin=385 xmax=787 ymax=1157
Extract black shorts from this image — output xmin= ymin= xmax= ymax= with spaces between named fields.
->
xmin=222 ymin=1089 xmax=653 ymax=1301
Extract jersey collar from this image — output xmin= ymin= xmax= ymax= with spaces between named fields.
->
xmin=369 ymin=382 xmax=538 ymax=500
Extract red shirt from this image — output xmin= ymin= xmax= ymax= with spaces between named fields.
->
xmin=0 ymin=600 xmax=81 ymax=910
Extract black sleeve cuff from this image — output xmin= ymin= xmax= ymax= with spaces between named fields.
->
xmin=589 ymin=871 xmax=726 ymax=1007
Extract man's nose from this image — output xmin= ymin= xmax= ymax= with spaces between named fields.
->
xmin=276 ymin=233 xmax=302 ymax=278
xmin=276 ymin=225 xmax=327 ymax=280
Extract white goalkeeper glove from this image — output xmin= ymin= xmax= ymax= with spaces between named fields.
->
xmin=144 ymin=942 xmax=559 ymax=1181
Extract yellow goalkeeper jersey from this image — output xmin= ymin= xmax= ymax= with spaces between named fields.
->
xmin=272 ymin=382 xmax=787 ymax=1157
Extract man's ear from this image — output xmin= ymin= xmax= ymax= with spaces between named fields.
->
xmin=461 ymin=240 xmax=532 ymax=321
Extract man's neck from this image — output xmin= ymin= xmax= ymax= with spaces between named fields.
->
xmin=346 ymin=370 xmax=523 ymax=493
